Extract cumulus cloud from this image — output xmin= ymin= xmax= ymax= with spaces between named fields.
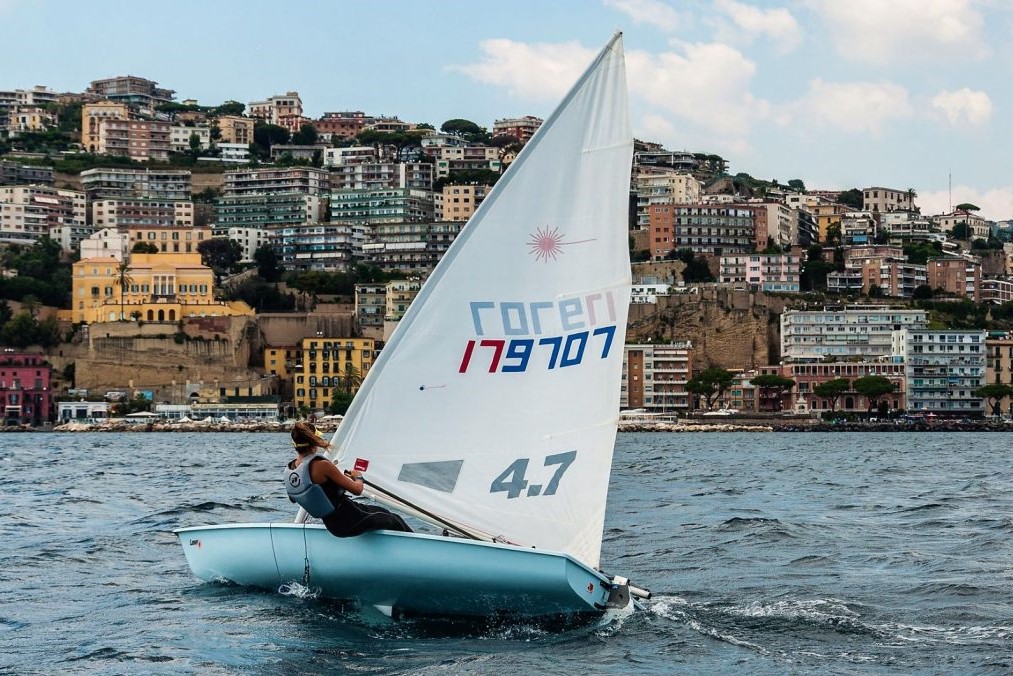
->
xmin=917 ymin=185 xmax=1013 ymax=220
xmin=788 ymin=79 xmax=913 ymax=134
xmin=450 ymin=39 xmax=596 ymax=101
xmin=626 ymin=41 xmax=763 ymax=137
xmin=454 ymin=37 xmax=767 ymax=153
xmin=709 ymin=0 xmax=803 ymax=53
xmin=808 ymin=0 xmax=987 ymax=64
xmin=931 ymin=88 xmax=993 ymax=126
xmin=604 ymin=0 xmax=681 ymax=32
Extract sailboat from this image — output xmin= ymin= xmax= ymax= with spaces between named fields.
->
xmin=177 ymin=32 xmax=650 ymax=621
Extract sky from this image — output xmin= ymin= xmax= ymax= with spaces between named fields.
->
xmin=3 ymin=0 xmax=1013 ymax=220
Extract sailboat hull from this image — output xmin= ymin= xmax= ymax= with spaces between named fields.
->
xmin=176 ymin=523 xmax=614 ymax=620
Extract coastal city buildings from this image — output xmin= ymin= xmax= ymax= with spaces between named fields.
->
xmin=892 ymin=329 xmax=986 ymax=414
xmin=293 ymin=336 xmax=374 ymax=412
xmin=0 ymin=351 xmax=52 ymax=426
xmin=780 ymin=306 xmax=928 ymax=362
xmin=621 ymin=342 xmax=693 ymax=413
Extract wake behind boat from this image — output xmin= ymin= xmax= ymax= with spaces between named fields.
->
xmin=177 ymin=32 xmax=650 ymax=621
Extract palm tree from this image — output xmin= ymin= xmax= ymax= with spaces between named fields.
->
xmin=114 ymin=260 xmax=134 ymax=321
xmin=336 ymin=365 xmax=363 ymax=394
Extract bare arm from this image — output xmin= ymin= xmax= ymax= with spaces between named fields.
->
xmin=310 ymin=458 xmax=364 ymax=495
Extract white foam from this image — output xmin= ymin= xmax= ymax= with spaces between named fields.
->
xmin=278 ymin=581 xmax=320 ymax=599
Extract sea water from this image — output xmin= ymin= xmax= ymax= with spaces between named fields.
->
xmin=1 ymin=432 xmax=1011 ymax=673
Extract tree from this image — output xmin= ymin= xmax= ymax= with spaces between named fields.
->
xmin=912 ymin=284 xmax=934 ymax=300
xmin=253 ymin=244 xmax=283 ymax=283
xmin=113 ymin=260 xmax=133 ymax=320
xmin=836 ymin=188 xmax=863 ymax=210
xmin=750 ymin=374 xmax=795 ymax=411
xmin=671 ymin=248 xmax=714 ymax=282
xmin=974 ymin=383 xmax=1012 ymax=417
xmin=132 ymin=241 xmax=159 ymax=254
xmin=188 ymin=131 xmax=202 ymax=160
xmin=0 ymin=299 xmax=11 ymax=326
xmin=852 ymin=376 xmax=896 ymax=412
xmin=949 ymin=222 xmax=972 ymax=240
xmin=440 ymin=118 xmax=489 ymax=143
xmin=1 ymin=311 xmax=38 ymax=348
xmin=253 ymin=122 xmax=290 ymax=150
xmin=812 ymin=378 xmax=850 ymax=412
xmin=20 ymin=294 xmax=40 ymax=318
xmin=293 ymin=123 xmax=319 ymax=146
xmin=954 ymin=203 xmax=980 ymax=212
xmin=825 ymin=222 xmax=842 ymax=246
xmin=335 ymin=365 xmax=363 ymax=394
xmin=327 ymin=392 xmax=355 ymax=416
xmin=197 ymin=238 xmax=242 ymax=275
xmin=787 ymin=179 xmax=806 ymax=193
xmin=686 ymin=367 xmax=734 ymax=410
xmin=214 ymin=100 xmax=245 ymax=117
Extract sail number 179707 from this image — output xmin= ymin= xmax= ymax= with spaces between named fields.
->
xmin=490 ymin=451 xmax=576 ymax=499
xmin=460 ymin=327 xmax=615 ymax=373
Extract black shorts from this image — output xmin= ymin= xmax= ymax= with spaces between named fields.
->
xmin=322 ymin=497 xmax=413 ymax=537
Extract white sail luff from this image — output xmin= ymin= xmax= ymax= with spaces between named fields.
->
xmin=323 ymin=34 xmax=632 ymax=568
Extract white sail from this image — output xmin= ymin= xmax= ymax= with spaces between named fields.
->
xmin=330 ymin=34 xmax=632 ymax=568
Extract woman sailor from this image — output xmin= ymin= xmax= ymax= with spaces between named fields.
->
xmin=285 ymin=421 xmax=412 ymax=537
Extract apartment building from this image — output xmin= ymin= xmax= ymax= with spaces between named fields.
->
xmin=983 ymin=333 xmax=1013 ymax=415
xmin=80 ymin=228 xmax=130 ymax=261
xmin=862 ymin=186 xmax=916 ymax=214
xmin=361 ymin=221 xmax=464 ymax=273
xmin=216 ymin=115 xmax=254 ymax=145
xmin=271 ymin=222 xmax=368 ymax=272
xmin=215 ymin=193 xmax=325 ymax=230
xmin=293 ymin=337 xmax=374 ymax=412
xmin=933 ymin=210 xmax=990 ymax=239
xmin=0 ymin=160 xmax=53 ymax=186
xmin=841 ymin=211 xmax=877 ymax=245
xmin=126 ymin=225 xmax=210 ymax=254
xmin=805 ymin=200 xmax=856 ymax=243
xmin=329 ymin=162 xmax=433 ymax=191
xmin=0 ymin=185 xmax=86 ymax=246
xmin=621 ymin=342 xmax=693 ymax=413
xmin=492 ymin=115 xmax=543 ymax=143
xmin=354 ymin=284 xmax=386 ymax=339
xmin=673 ymin=204 xmax=756 ymax=255
xmin=70 ymin=252 xmax=252 ymax=324
xmin=205 ymin=143 xmax=250 ymax=164
xmin=248 ymin=92 xmax=303 ymax=131
xmin=330 ymin=188 xmax=434 ymax=225
xmin=780 ymin=306 xmax=928 ymax=362
xmin=170 ymin=125 xmax=210 ymax=152
xmin=383 ymin=279 xmax=421 ymax=335
xmin=86 ymin=75 xmax=174 ymax=111
xmin=631 ymin=284 xmax=671 ymax=304
xmin=782 ymin=360 xmax=906 ymax=414
xmin=214 ymin=226 xmax=270 ymax=263
xmin=634 ymin=169 xmax=702 ymax=228
xmin=95 ymin=118 xmax=171 ymax=161
xmin=6 ymin=106 xmax=56 ymax=136
xmin=892 ymin=329 xmax=986 ymax=415
xmin=879 ymin=211 xmax=935 ymax=241
xmin=80 ymin=168 xmax=191 ymax=201
xmin=0 ymin=352 xmax=52 ymax=425
xmin=719 ymin=252 xmax=803 ymax=292
xmin=440 ymin=184 xmax=488 ymax=221
xmin=322 ymin=146 xmax=376 ymax=167
xmin=646 ymin=204 xmax=676 ymax=259
xmin=927 ymin=256 xmax=981 ymax=301
xmin=222 ymin=167 xmax=329 ymax=197
xmin=315 ymin=111 xmax=372 ymax=141
xmin=981 ymin=278 xmax=1013 ymax=305
xmin=433 ymin=146 xmax=500 ymax=177
xmin=81 ymin=100 xmax=130 ymax=152
xmin=93 ymin=198 xmax=194 ymax=229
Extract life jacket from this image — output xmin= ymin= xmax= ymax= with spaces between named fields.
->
xmin=284 ymin=453 xmax=340 ymax=518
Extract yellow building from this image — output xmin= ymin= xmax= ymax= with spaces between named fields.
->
xmin=217 ymin=115 xmax=254 ymax=145
xmin=81 ymin=100 xmax=129 ymax=152
xmin=293 ymin=337 xmax=374 ymax=412
xmin=70 ymin=252 xmax=253 ymax=324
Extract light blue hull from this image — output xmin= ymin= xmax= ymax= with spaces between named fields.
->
xmin=176 ymin=523 xmax=614 ymax=620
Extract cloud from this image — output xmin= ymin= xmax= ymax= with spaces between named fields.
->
xmin=918 ymin=185 xmax=1013 ymax=221
xmin=709 ymin=0 xmax=803 ymax=53
xmin=626 ymin=41 xmax=763 ymax=137
xmin=931 ymin=88 xmax=993 ymax=126
xmin=450 ymin=39 xmax=596 ymax=100
xmin=604 ymin=0 xmax=681 ymax=32
xmin=808 ymin=0 xmax=987 ymax=64
xmin=787 ymin=79 xmax=913 ymax=134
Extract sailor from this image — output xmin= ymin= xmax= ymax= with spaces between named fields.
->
xmin=284 ymin=421 xmax=412 ymax=537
